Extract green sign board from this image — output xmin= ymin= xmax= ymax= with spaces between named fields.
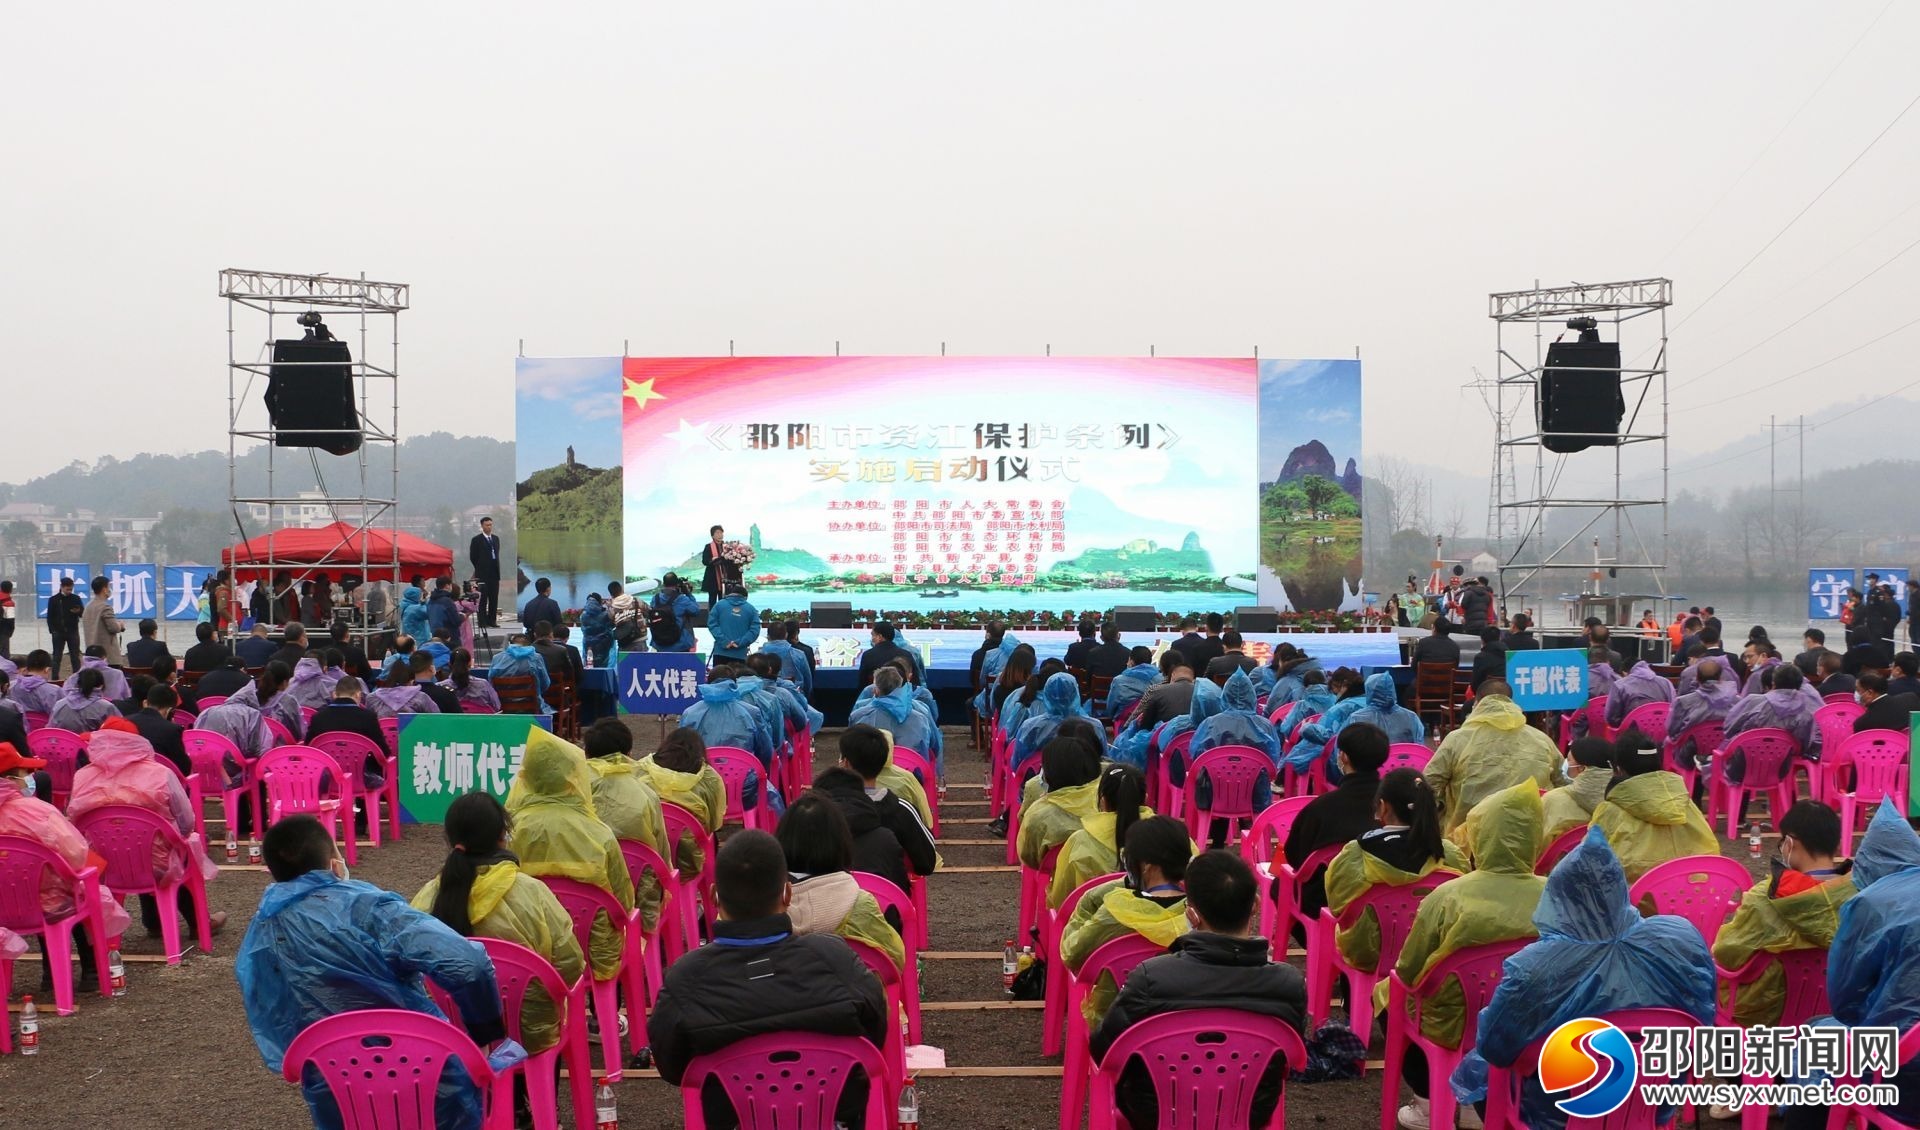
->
xmin=398 ymin=713 xmax=552 ymax=824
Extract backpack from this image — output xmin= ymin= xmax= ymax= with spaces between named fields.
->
xmin=614 ymin=612 xmax=644 ymax=646
xmin=647 ymin=601 xmax=683 ymax=648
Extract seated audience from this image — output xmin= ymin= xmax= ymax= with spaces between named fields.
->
xmin=774 ymin=791 xmax=905 ymax=969
xmin=1017 ymin=735 xmax=1105 ymax=869
xmin=1588 ymin=732 xmax=1718 ymax=882
xmin=1663 ymin=658 xmax=1739 ymax=770
xmin=124 ymin=683 xmax=189 ymax=774
xmin=1540 ymin=736 xmax=1614 ymax=839
xmin=504 ymin=729 xmax=635 ymax=985
xmin=1852 ymin=672 xmax=1920 ymax=733
xmin=1050 ymin=763 xmax=1150 ymax=907
xmin=1605 ymin=658 xmax=1676 ymax=728
xmin=1424 ymin=680 xmax=1565 ymax=834
xmin=1301 ymin=672 xmax=1424 ymax=754
xmin=580 ymin=717 xmax=670 ymax=931
xmin=1280 ymin=723 xmax=1392 ymax=921
xmin=1323 ymin=766 xmax=1466 ymax=972
xmin=821 ymin=723 xmax=938 ymax=894
xmin=1062 ymin=816 xmax=1194 ymax=1026
xmin=639 ymin=727 xmax=729 ymax=877
xmin=441 ymin=647 xmax=500 ymax=712
xmin=1712 ymin=799 xmax=1853 ymax=1029
xmin=50 ymin=666 xmax=120 ymax=733
xmin=182 ymin=621 xmax=233 ymax=672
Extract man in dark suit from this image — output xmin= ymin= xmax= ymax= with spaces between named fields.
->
xmin=784 ymin=619 xmax=817 ymax=680
xmin=519 ymin=578 xmax=563 ymax=635
xmin=531 ymin=621 xmax=584 ymax=687
xmin=856 ymin=622 xmax=916 ymax=688
xmin=47 ymin=575 xmax=84 ymax=677
xmin=126 ymin=684 xmax=189 ymax=774
xmin=1063 ymin=620 xmax=1099 ymax=670
xmin=468 ymin=516 xmax=501 ymax=628
xmin=269 ymin=623 xmax=309 ymax=671
xmin=125 ymin=619 xmax=172 ymax=670
xmin=1136 ymin=654 xmax=1198 ymax=730
xmin=409 ymin=652 xmax=462 ymax=714
xmin=1853 ymin=673 xmax=1919 ymax=734
xmin=699 ymin=524 xmax=737 ymax=608
xmin=327 ymin=621 xmax=374 ymax=683
xmin=1204 ymin=630 xmax=1261 ymax=683
xmin=182 ymin=622 xmax=232 ymax=671
xmin=1185 ymin=613 xmax=1228 ymax=673
xmin=1085 ymin=623 xmax=1133 ymax=679
xmin=303 ymin=677 xmax=394 ymax=797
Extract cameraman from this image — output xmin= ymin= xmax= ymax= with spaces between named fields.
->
xmin=649 ymin=573 xmax=701 ymax=653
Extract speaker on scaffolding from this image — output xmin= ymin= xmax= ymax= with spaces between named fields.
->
xmin=266 ymin=315 xmax=361 ymax=455
xmin=1537 ymin=318 xmax=1623 ymax=454
xmin=1112 ymin=605 xmax=1157 ymax=633
xmin=810 ymin=601 xmax=854 ymax=629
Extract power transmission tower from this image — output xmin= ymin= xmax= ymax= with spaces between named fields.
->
xmin=1467 ymin=367 xmax=1522 ymax=551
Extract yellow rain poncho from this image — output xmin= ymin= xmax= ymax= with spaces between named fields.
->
xmin=1712 ymin=869 xmax=1856 ymax=1027
xmin=872 ymin=730 xmax=935 ymax=828
xmin=1018 ymin=778 xmax=1102 ymax=870
xmin=505 ymin=729 xmax=635 ymax=981
xmin=1048 ymin=810 xmax=1150 ymax=908
xmin=1423 ymin=695 xmax=1567 ymax=834
xmin=1540 ymin=768 xmax=1613 ymax=840
xmin=1324 ymin=837 xmax=1470 ymax=971
xmin=788 ymin=871 xmax=906 ymax=970
xmin=410 ymin=860 xmax=586 ymax=1053
xmin=1588 ymin=770 xmax=1718 ymax=882
xmin=585 ymin=754 xmax=672 ymax=930
xmin=637 ymin=754 xmax=727 ymax=877
xmin=1387 ymin=781 xmax=1547 ymax=1048
xmin=1059 ymin=879 xmax=1190 ymax=1026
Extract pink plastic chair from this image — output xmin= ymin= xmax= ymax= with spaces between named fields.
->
xmin=1312 ymin=871 xmax=1453 ymax=1032
xmin=888 ymin=747 xmax=939 ymax=834
xmin=987 ymin=724 xmax=1010 ymax=814
xmin=1018 ymin=843 xmax=1062 ymax=958
xmin=1716 ymin=946 xmax=1830 ymax=1130
xmin=379 ymin=715 xmax=401 ymax=753
xmin=1664 ymin=720 xmax=1726 ymax=799
xmin=264 ymin=716 xmax=296 ymax=746
xmin=615 ymin=838 xmax=676 ymax=1013
xmin=193 ymin=695 xmax=227 ymax=711
xmin=23 ymin=710 xmax=49 ymax=733
xmin=539 ymin=876 xmax=636 ymax=1084
xmin=1830 ymin=730 xmax=1911 ymax=856
xmin=1627 ymin=854 xmax=1754 ymax=947
xmin=1061 ymin=933 xmax=1170 ymax=1130
xmin=1824 ymin=1021 xmax=1920 ymax=1130
xmin=73 ymin=805 xmax=214 ymax=964
xmin=676 ymin=1030 xmax=889 ymax=1130
xmin=1240 ymin=796 xmax=1313 ymax=942
xmin=705 ymin=746 xmax=772 ymax=831
xmin=1709 ymin=727 xmax=1800 ymax=837
xmin=183 ymin=728 xmax=250 ymax=843
xmin=1042 ymin=870 xmax=1125 ymax=1057
xmin=660 ymin=802 xmax=717 ymax=942
xmin=1002 ymin=751 xmax=1046 ymax=864
xmin=845 ymin=939 xmax=908 ymax=1100
xmin=299 ymin=705 xmax=318 ymax=729
xmin=850 ymin=872 xmax=922 ymax=1044
xmin=1824 ymin=691 xmax=1859 ymax=704
xmin=25 ymin=727 xmax=86 ymax=809
xmin=1380 ymin=937 xmax=1530 ymax=1130
xmin=1155 ymin=730 xmax=1194 ymax=818
xmin=1088 ymin=1007 xmax=1309 ymax=1130
xmin=1181 ymin=745 xmax=1275 ymax=845
xmin=1615 ymin=701 xmax=1671 ymax=745
xmin=1559 ymin=697 xmax=1610 ymax=750
xmin=1280 ymin=714 xmax=1322 ymax=757
xmin=304 ymin=731 xmax=391 ymax=860
xmin=0 ymin=834 xmax=115 ymax=1015
xmin=1483 ymin=1007 xmax=1705 ymax=1130
xmin=1282 ymin=743 xmax=1331 ymax=798
xmin=252 ymin=745 xmax=344 ymax=846
xmin=1274 ymin=842 xmax=1343 ymax=1003
xmin=428 ymin=938 xmax=590 ymax=1130
xmin=460 ymin=698 xmax=496 ymax=714
xmin=1383 ymin=742 xmax=1434 ymax=773
xmin=1535 ymin=824 xmax=1587 ymax=875
xmin=279 ymin=1008 xmax=507 ymax=1130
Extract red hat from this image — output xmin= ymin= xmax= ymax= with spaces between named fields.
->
xmin=0 ymin=742 xmax=46 ymax=773
xmin=84 ymin=717 xmax=140 ymax=741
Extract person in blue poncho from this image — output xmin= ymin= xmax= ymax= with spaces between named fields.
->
xmin=1154 ymin=678 xmax=1225 ymax=788
xmin=848 ymin=666 xmax=940 ymax=759
xmin=680 ymin=670 xmax=775 ymax=768
xmin=577 ymin=593 xmax=613 ymax=668
xmin=398 ymin=583 xmax=430 ymax=643
xmin=648 ymin=573 xmax=701 ymax=654
xmin=706 ymin=582 xmax=761 ymax=663
xmin=747 ymin=653 xmax=822 ymax=736
xmin=1450 ymin=825 xmax=1714 ymax=1130
xmin=1266 ymin=645 xmax=1324 ymax=710
xmin=1276 ymin=669 xmax=1340 ymax=753
xmin=759 ymin=621 xmax=813 ymax=697
xmin=487 ymin=634 xmax=550 ymax=699
xmin=971 ymin=621 xmax=1018 ymax=717
xmin=730 ymin=666 xmax=788 ymax=756
xmin=1102 ymin=647 xmax=1159 ymax=721
xmin=1780 ymin=803 xmax=1920 ymax=1130
xmin=237 ymin=815 xmax=517 ymax=1130
xmin=1301 ymin=671 xmax=1424 ymax=772
xmin=1183 ymin=669 xmax=1283 ymax=823
xmin=1011 ymin=671 xmax=1104 ymax=770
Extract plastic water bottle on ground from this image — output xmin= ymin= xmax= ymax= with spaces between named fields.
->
xmin=19 ymin=996 xmax=39 ymax=1055
xmin=225 ymin=834 xmax=239 ymax=864
xmin=109 ymin=949 xmax=127 ymax=997
xmin=1748 ymin=821 xmax=1762 ymax=859
xmin=248 ymin=839 xmax=262 ymax=866
xmin=595 ymin=1079 xmax=618 ymax=1129
xmin=898 ymin=1078 xmax=921 ymax=1128
xmin=1002 ymin=939 xmax=1017 ymax=991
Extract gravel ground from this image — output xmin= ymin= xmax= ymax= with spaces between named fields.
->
xmin=0 ymin=723 xmax=1762 ymax=1128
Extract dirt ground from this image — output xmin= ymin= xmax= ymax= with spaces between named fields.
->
xmin=0 ymin=723 xmax=1762 ymax=1128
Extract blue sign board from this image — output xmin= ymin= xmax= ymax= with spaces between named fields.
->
xmin=34 ymin=564 xmax=90 ymax=617
xmin=104 ymin=563 xmax=158 ymax=620
xmin=616 ymin=652 xmax=709 ymax=715
xmin=162 ymin=566 xmax=213 ymax=622
xmin=1866 ymin=568 xmax=1910 ymax=616
xmin=1808 ymin=568 xmax=1857 ymax=620
xmin=1505 ymin=647 xmax=1589 ymax=712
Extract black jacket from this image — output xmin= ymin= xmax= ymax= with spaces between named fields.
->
xmin=1814 ymin=672 xmax=1856 ymax=698
xmin=814 ymin=772 xmax=937 ymax=894
xmin=1089 ymin=931 xmax=1307 ymax=1130
xmin=699 ymin=541 xmax=736 ymax=598
xmin=1136 ymin=679 xmax=1197 ymax=730
xmin=1185 ymin=635 xmax=1226 ymax=673
xmin=1856 ymin=692 xmax=1920 ymax=735
xmin=305 ymin=700 xmax=394 ymax=759
xmin=126 ymin=708 xmax=189 ymax=775
xmin=1085 ymin=642 xmax=1133 ymax=680
xmin=1064 ymin=637 xmax=1099 ymax=671
xmin=1204 ymin=653 xmax=1260 ymax=683
xmin=415 ymin=680 xmax=461 ymax=715
xmin=1502 ymin=631 xmax=1540 ymax=652
xmin=1410 ymin=635 xmax=1461 ymax=667
xmin=269 ymin=643 xmax=308 ymax=671
xmin=1168 ymin=633 xmax=1207 ymax=664
xmin=182 ymin=640 xmax=232 ymax=672
xmin=1471 ymin=642 xmax=1508 ymax=691
xmin=235 ymin=636 xmax=278 ymax=668
xmin=1460 ymin=586 xmax=1494 ymax=629
xmin=196 ymin=665 xmax=253 ymax=699
xmin=1280 ymin=770 xmax=1382 ymax=920
xmin=520 ymin=595 xmax=563 ymax=634
xmin=125 ymin=638 xmax=172 ymax=670
xmin=534 ymin=640 xmax=583 ymax=684
xmin=647 ymin=914 xmax=886 ymax=1128
xmin=468 ymin=532 xmax=501 ymax=582
xmin=47 ymin=592 xmax=83 ymax=635
xmin=1886 ymin=675 xmax=1920 ymax=699
xmin=856 ymin=641 xmax=917 ymax=688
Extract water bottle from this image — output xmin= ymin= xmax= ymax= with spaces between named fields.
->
xmin=916 ymin=953 xmax=925 ymax=1001
xmin=897 ymin=1078 xmax=921 ymax=1128
xmin=109 ymin=949 xmax=127 ymax=997
xmin=247 ymin=839 xmax=262 ymax=866
xmin=594 ymin=1079 xmax=617 ymax=1129
xmin=1748 ymin=821 xmax=1762 ymax=859
xmin=1002 ymin=939 xmax=1017 ymax=991
xmin=225 ymin=834 xmax=239 ymax=864
xmin=19 ymin=996 xmax=39 ymax=1055
xmin=1017 ymin=945 xmax=1035 ymax=974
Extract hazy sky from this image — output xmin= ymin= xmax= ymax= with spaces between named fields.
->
xmin=5 ymin=2 xmax=1916 ymax=492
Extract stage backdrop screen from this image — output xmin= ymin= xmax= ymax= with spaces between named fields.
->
xmin=600 ymin=355 xmax=1361 ymax=615
xmin=513 ymin=356 xmax=625 ymax=618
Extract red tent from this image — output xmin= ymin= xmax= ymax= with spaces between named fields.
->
xmin=220 ymin=521 xmax=454 ymax=583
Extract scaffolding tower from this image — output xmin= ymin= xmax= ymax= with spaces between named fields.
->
xmin=1490 ymin=278 xmax=1672 ymax=632
xmin=222 ymin=269 xmax=406 ymax=631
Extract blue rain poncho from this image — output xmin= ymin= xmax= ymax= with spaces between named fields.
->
xmin=761 ymin=638 xmax=812 ymax=696
xmin=856 ymin=681 xmax=943 ymax=759
xmin=1103 ymin=663 xmax=1158 ymax=721
xmin=1269 ymin=655 xmax=1324 ymax=710
xmin=1249 ymin=663 xmax=1278 ymax=699
xmin=680 ymin=679 xmax=774 ymax=766
xmin=1278 ymin=685 xmax=1339 ymax=758
xmin=1153 ymin=680 xmax=1226 ymax=787
xmin=1011 ymin=672 xmax=1105 ymax=768
xmin=236 ymin=870 xmax=504 ymax=1130
xmin=848 ymin=682 xmax=940 ymax=758
xmin=972 ymin=633 xmax=1020 ymax=715
xmin=578 ymin=595 xmax=612 ymax=659
xmin=706 ymin=593 xmax=761 ymax=661
xmin=1192 ymin=671 xmax=1282 ymax=764
xmin=649 ymin=588 xmax=701 ymax=653
xmin=771 ymin=675 xmax=824 ymax=736
xmin=1302 ymin=672 xmax=1424 ymax=751
xmin=732 ymin=674 xmax=788 ymax=755
xmin=1828 ymin=803 xmax=1920 ymax=1034
xmin=399 ymin=585 xmax=430 ymax=641
xmin=1451 ymin=826 xmax=1715 ymax=1130
xmin=488 ymin=643 xmax=550 ymax=698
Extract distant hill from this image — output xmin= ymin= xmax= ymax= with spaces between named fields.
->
xmin=1054 ymin=532 xmax=1214 ymax=575
xmin=517 ymin=461 xmax=621 ymax=534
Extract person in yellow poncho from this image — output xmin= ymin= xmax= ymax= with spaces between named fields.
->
xmin=1049 ymin=763 xmax=1151 ymax=907
xmin=1711 ymin=798 xmax=1856 ymax=1029
xmin=1324 ymin=767 xmax=1469 ymax=973
xmin=413 ymin=792 xmax=586 ymax=1054
xmin=505 ymin=727 xmax=635 ymax=982
xmin=1588 ymin=732 xmax=1718 ymax=882
xmin=1060 ymin=815 xmax=1193 ymax=1026
xmin=1540 ymin=736 xmax=1616 ymax=840
xmin=581 ymin=718 xmax=671 ymax=931
xmin=1017 ymin=733 xmax=1105 ymax=869
xmin=1422 ymin=682 xmax=1566 ymax=834
xmin=1019 ymin=717 xmax=1109 ymax=811
xmin=1387 ymin=780 xmax=1547 ymax=1123
xmin=637 ymin=727 xmax=729 ymax=878
xmin=774 ymin=791 xmax=905 ymax=969
xmin=869 ymin=726 xmax=936 ymax=829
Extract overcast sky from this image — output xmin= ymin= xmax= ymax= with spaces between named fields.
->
xmin=4 ymin=2 xmax=1916 ymax=492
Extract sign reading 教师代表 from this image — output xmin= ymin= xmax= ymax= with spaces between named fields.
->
xmin=1505 ymin=648 xmax=1589 ymax=712
xmin=397 ymin=712 xmax=551 ymax=824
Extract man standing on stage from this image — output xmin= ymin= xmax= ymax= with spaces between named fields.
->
xmin=468 ymin=516 xmax=501 ymax=628
xmin=700 ymin=524 xmax=737 ymax=608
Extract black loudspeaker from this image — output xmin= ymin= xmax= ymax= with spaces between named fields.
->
xmin=811 ymin=601 xmax=853 ymax=629
xmin=267 ymin=338 xmax=360 ymax=454
xmin=1113 ymin=605 xmax=1157 ymax=633
xmin=1234 ymin=605 xmax=1279 ymax=633
xmin=1538 ymin=340 xmax=1623 ymax=454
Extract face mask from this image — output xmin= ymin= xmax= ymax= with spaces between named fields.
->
xmin=13 ymin=774 xmax=35 ymax=797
